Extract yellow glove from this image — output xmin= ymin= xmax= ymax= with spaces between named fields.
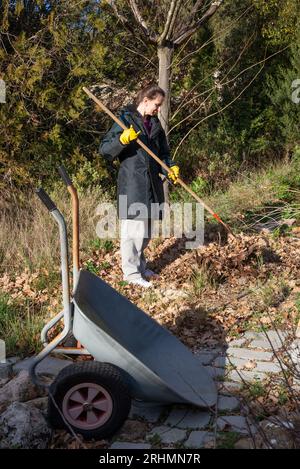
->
xmin=168 ymin=165 xmax=180 ymax=184
xmin=120 ymin=125 xmax=141 ymax=145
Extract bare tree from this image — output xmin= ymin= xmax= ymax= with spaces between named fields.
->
xmin=107 ymin=1 xmax=224 ymax=133
xmin=107 ymin=1 xmax=224 ymax=200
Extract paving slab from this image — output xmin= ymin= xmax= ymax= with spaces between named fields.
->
xmin=253 ymin=361 xmax=282 ymax=373
xmin=218 ymin=381 xmax=243 ymax=393
xmin=0 ymin=357 xmax=21 ymax=378
xmin=217 ymin=395 xmax=240 ymax=412
xmin=212 ymin=356 xmax=227 ymax=368
xmin=204 ymin=366 xmax=225 ymax=379
xmin=164 ymin=409 xmax=211 ymax=429
xmin=243 ymin=331 xmax=286 ymax=341
xmin=248 ymin=340 xmax=270 ymax=350
xmin=13 ymin=356 xmax=72 ymax=376
xmin=147 ymin=426 xmax=187 ymax=445
xmin=184 ymin=431 xmax=215 ymax=449
xmin=288 ymin=340 xmax=300 ymax=366
xmin=243 ymin=331 xmax=261 ymax=340
xmin=216 ymin=416 xmax=257 ymax=435
xmin=129 ymin=402 xmax=164 ymax=423
xmin=220 ymin=356 xmax=253 ymax=369
xmin=226 ymin=348 xmax=273 ymax=361
xmin=227 ymin=369 xmax=266 ymax=383
xmin=227 ymin=338 xmax=247 ymax=347
xmin=249 ymin=336 xmax=286 ymax=351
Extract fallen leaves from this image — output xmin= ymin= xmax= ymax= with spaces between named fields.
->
xmin=0 ymin=229 xmax=299 ymax=350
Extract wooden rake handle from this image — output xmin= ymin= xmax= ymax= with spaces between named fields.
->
xmin=83 ymin=86 xmax=234 ymax=235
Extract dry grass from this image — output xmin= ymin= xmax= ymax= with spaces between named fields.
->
xmin=0 ymin=184 xmax=113 ymax=276
xmin=206 ymin=161 xmax=293 ymax=225
xmin=0 ymin=161 xmax=295 ymax=277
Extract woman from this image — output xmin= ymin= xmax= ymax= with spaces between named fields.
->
xmin=100 ymin=84 xmax=180 ymax=288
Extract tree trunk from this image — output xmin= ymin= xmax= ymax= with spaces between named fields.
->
xmin=158 ymin=44 xmax=173 ymax=204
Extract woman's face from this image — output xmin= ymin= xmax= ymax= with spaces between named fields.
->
xmin=143 ymin=94 xmax=165 ymax=116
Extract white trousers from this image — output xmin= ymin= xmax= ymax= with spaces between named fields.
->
xmin=120 ymin=219 xmax=152 ymax=280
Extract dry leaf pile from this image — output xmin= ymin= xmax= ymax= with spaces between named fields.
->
xmin=2 ymin=230 xmax=299 ymax=349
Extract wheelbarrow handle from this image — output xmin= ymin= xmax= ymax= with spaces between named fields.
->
xmin=58 ymin=165 xmax=73 ymax=187
xmin=35 ymin=188 xmax=57 ymax=212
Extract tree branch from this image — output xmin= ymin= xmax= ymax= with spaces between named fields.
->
xmin=108 ymin=0 xmax=137 ymax=38
xmin=189 ymin=0 xmax=206 ymax=19
xmin=128 ymin=0 xmax=158 ymax=43
xmin=172 ymin=4 xmax=253 ymax=69
xmin=174 ymin=1 xmax=224 ymax=45
xmin=170 ymin=32 xmax=256 ymax=129
xmin=175 ymin=0 xmax=204 ymax=36
xmin=166 ymin=0 xmax=183 ymax=42
xmin=158 ymin=0 xmax=177 ymax=45
xmin=172 ymin=63 xmax=265 ymax=160
xmin=107 ymin=1 xmax=154 ymax=46
xmin=118 ymin=42 xmax=157 ymax=68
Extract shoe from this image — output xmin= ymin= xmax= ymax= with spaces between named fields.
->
xmin=128 ymin=278 xmax=153 ymax=288
xmin=143 ymin=269 xmax=159 ymax=279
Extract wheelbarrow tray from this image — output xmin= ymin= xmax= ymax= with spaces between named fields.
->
xmin=73 ymin=270 xmax=217 ymax=408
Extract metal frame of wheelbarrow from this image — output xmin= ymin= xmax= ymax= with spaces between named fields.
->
xmin=38 ymin=167 xmax=89 ymax=355
xmin=29 ymin=166 xmax=217 ymax=409
xmin=29 ymin=187 xmax=85 ymax=387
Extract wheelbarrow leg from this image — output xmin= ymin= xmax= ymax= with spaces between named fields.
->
xmin=29 ymin=326 xmax=72 ymax=388
xmin=41 ymin=310 xmax=64 ymax=346
xmin=31 ymin=191 xmax=73 ymax=386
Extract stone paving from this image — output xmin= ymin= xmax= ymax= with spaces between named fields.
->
xmin=1 ymin=329 xmax=299 ymax=449
xmin=108 ymin=330 xmax=299 ymax=449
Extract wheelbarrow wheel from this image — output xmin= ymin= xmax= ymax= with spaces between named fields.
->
xmin=47 ymin=361 xmax=131 ymax=440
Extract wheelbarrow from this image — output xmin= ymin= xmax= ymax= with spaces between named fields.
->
xmin=29 ymin=166 xmax=217 ymax=440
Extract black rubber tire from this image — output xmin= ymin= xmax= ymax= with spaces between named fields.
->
xmin=47 ymin=362 xmax=131 ymax=440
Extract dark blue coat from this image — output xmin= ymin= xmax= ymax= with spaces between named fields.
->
xmin=99 ymin=104 xmax=176 ymax=220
